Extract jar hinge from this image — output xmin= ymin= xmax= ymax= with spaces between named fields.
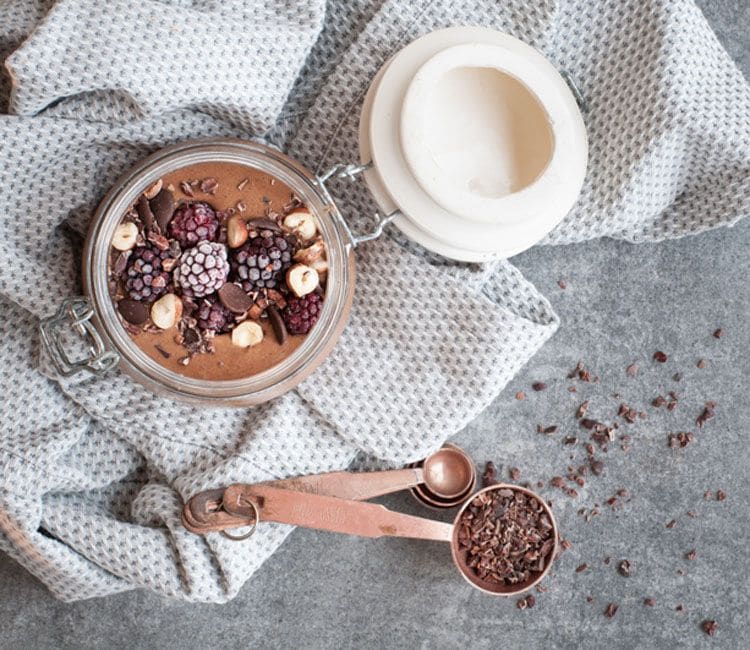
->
xmin=316 ymin=162 xmax=398 ymax=248
xmin=39 ymin=297 xmax=119 ymax=377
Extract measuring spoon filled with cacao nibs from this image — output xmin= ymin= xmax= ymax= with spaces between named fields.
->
xmin=218 ymin=482 xmax=558 ymax=596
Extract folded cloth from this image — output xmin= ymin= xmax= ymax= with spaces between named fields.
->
xmin=0 ymin=0 xmax=747 ymax=602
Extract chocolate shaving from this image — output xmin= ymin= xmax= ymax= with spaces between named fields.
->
xmin=267 ymin=304 xmax=288 ymax=345
xmin=136 ymin=195 xmax=155 ymax=231
xmin=150 ymin=188 xmax=175 ymax=232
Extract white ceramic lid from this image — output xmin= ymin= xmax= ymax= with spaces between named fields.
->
xmin=359 ymin=27 xmax=588 ymax=262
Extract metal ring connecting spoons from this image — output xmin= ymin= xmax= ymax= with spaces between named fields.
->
xmin=182 ymin=444 xmax=476 ymax=539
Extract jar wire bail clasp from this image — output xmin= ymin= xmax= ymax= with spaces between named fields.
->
xmin=316 ymin=162 xmax=398 ymax=248
xmin=39 ymin=297 xmax=119 ymax=377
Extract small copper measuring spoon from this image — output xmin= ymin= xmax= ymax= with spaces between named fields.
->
xmin=221 ymin=483 xmax=558 ymax=596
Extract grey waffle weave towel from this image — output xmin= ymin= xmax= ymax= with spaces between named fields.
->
xmin=0 ymin=0 xmax=747 ymax=602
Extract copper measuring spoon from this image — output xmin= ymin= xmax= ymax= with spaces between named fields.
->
xmin=221 ymin=482 xmax=558 ymax=596
xmin=183 ymin=445 xmax=476 ymax=534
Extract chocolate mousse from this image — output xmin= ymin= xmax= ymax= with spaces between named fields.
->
xmin=108 ymin=161 xmax=328 ymax=381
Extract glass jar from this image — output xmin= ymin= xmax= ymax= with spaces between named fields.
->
xmin=41 ymin=138 xmax=367 ymax=406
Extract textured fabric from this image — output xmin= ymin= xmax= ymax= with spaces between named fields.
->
xmin=0 ymin=0 xmax=747 ymax=602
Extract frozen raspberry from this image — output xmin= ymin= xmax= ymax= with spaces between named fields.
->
xmin=230 ymin=229 xmax=295 ymax=291
xmin=174 ymin=241 xmax=229 ymax=298
xmin=125 ymin=244 xmax=172 ymax=302
xmin=196 ymin=296 xmax=233 ymax=333
xmin=282 ymin=292 xmax=323 ymax=335
xmin=169 ymin=202 xmax=219 ymax=248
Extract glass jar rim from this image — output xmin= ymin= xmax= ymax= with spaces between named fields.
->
xmin=83 ymin=138 xmax=354 ymax=405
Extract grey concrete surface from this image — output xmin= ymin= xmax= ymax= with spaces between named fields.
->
xmin=1 ymin=1 xmax=748 ymax=649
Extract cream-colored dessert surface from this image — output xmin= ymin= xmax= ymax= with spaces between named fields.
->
xmin=125 ymin=160 xmax=307 ymax=381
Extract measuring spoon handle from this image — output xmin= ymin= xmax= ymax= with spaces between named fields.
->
xmin=222 ymin=484 xmax=454 ymax=543
xmin=264 ymin=467 xmax=423 ymax=501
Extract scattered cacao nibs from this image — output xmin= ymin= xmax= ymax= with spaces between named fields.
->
xmin=702 ymin=620 xmax=718 ymax=636
xmin=666 ymin=519 xmax=677 ymax=529
xmin=200 ymin=177 xmax=218 ymax=194
xmin=456 ymin=488 xmax=555 ymax=586
xmin=703 ymin=490 xmax=713 ymax=500
xmin=697 ymin=358 xmax=707 ymax=369
xmin=575 ymin=563 xmax=589 ymax=573
xmin=626 ymin=362 xmax=639 ymax=377
xmin=672 ymin=372 xmax=682 ymax=382
xmin=579 ymin=418 xmax=599 ymax=430
xmin=539 ymin=425 xmax=558 ymax=435
xmin=550 ymin=476 xmax=566 ymax=489
xmin=687 ymin=510 xmax=697 ymax=518
xmin=712 ymin=328 xmax=724 ymax=339
xmin=685 ymin=550 xmax=697 ymax=561
xmin=576 ymin=400 xmax=589 ymax=419
xmin=179 ymin=180 xmax=195 ymax=197
xmin=564 ymin=436 xmax=578 ymax=445
xmin=653 ymin=351 xmax=668 ymax=363
xmin=515 ymin=391 xmax=526 ymax=401
xmin=716 ymin=490 xmax=726 ymax=501
xmin=557 ymin=278 xmax=567 ymax=289
xmin=618 ymin=560 xmax=631 ymax=577
xmin=590 ymin=460 xmax=604 ymax=476
xmin=532 ymin=382 xmax=548 ymax=391
xmin=586 ymin=596 xmax=594 ymax=603
xmin=516 ymin=594 xmax=536 ymax=609
xmin=653 ymin=395 xmax=667 ymax=407
xmin=644 ymin=598 xmax=656 ymax=607
xmin=667 ymin=432 xmax=694 ymax=448
xmin=567 ymin=386 xmax=578 ymax=393
xmin=696 ymin=401 xmax=716 ymax=428
xmin=676 ymin=604 xmax=684 ymax=612
xmin=560 ymin=539 xmax=573 ymax=551
xmin=604 ymin=602 xmax=618 ymax=618
xmin=516 ymin=597 xmax=527 ymax=610
xmin=481 ymin=461 xmax=497 ymax=488
xmin=537 ymin=585 xmax=548 ymax=593
xmin=509 ymin=467 xmax=521 ymax=481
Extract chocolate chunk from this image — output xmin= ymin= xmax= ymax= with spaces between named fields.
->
xmin=532 ymin=382 xmax=547 ymax=391
xmin=136 ymin=195 xmax=155 ymax=230
xmin=653 ymin=350 xmax=668 ymax=363
xmin=267 ymin=304 xmax=288 ymax=345
xmin=247 ymin=217 xmax=282 ymax=233
xmin=713 ymin=328 xmax=724 ymax=339
xmin=218 ymin=283 xmax=254 ymax=314
xmin=604 ymin=602 xmax=618 ymax=618
xmin=576 ymin=563 xmax=588 ymax=573
xmin=150 ymin=188 xmax=175 ymax=232
xmin=118 ymin=299 xmax=149 ymax=325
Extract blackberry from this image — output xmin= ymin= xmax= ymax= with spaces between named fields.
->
xmin=125 ymin=244 xmax=172 ymax=302
xmin=169 ymin=202 xmax=219 ymax=248
xmin=196 ymin=296 xmax=233 ymax=333
xmin=174 ymin=241 xmax=230 ymax=298
xmin=230 ymin=229 xmax=295 ymax=291
xmin=282 ymin=292 xmax=323 ymax=335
